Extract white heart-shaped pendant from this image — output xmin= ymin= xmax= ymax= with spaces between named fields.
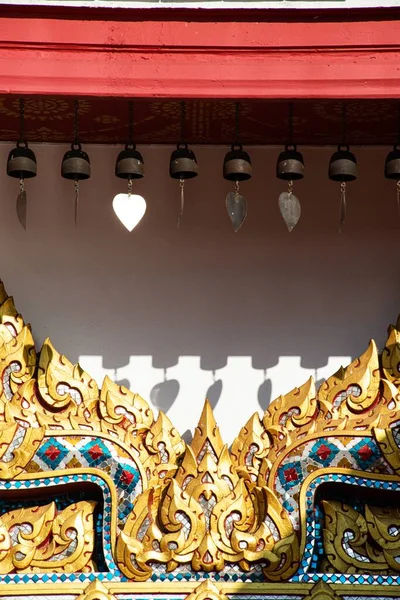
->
xmin=278 ymin=191 xmax=301 ymax=232
xmin=112 ymin=193 xmax=146 ymax=232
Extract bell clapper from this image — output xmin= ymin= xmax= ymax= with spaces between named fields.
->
xmin=339 ymin=180 xmax=347 ymax=233
xmin=397 ymin=180 xmax=400 ymax=219
xmin=234 ymin=180 xmax=240 ymax=201
xmin=74 ymin=179 xmax=79 ymax=225
xmin=16 ymin=177 xmax=27 ymax=230
xmin=19 ymin=177 xmax=24 ymax=198
xmin=177 ymin=178 xmax=185 ymax=229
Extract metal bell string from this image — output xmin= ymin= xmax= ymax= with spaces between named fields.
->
xmin=328 ymin=104 xmax=357 ymax=233
xmin=169 ymin=102 xmax=199 ymax=228
xmin=61 ymin=100 xmax=91 ymax=225
xmin=7 ymin=98 xmax=37 ymax=230
xmin=113 ymin=101 xmax=147 ymax=233
xmin=276 ymin=104 xmax=303 ymax=232
xmin=223 ymin=103 xmax=251 ymax=233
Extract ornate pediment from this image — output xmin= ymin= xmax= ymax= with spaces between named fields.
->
xmin=0 ymin=280 xmax=399 ymax=598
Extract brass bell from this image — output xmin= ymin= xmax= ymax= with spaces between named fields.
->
xmin=385 ymin=144 xmax=400 ymax=180
xmin=7 ymin=141 xmax=37 ymax=179
xmin=329 ymin=145 xmax=357 ymax=181
xmin=169 ymin=143 xmax=198 ymax=180
xmin=61 ymin=143 xmax=90 ymax=180
xmin=276 ymin=145 xmax=304 ymax=181
xmin=115 ymin=144 xmax=144 ymax=180
xmin=223 ymin=144 xmax=252 ymax=181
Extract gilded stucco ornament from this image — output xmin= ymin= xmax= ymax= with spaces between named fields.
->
xmin=322 ymin=500 xmax=400 ymax=573
xmin=0 ymin=501 xmax=95 ymax=573
xmin=185 ymin=580 xmax=228 ymax=600
xmin=307 ymin=581 xmax=340 ymax=600
xmin=77 ymin=580 xmax=117 ymax=600
xmin=116 ymin=400 xmax=299 ymax=581
xmin=0 ymin=281 xmax=400 ymax=586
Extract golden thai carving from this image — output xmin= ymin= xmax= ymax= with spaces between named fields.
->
xmin=307 ymin=581 xmax=340 ymax=600
xmin=232 ymin=339 xmax=400 ymax=488
xmin=382 ymin=316 xmax=400 ymax=386
xmin=185 ymin=580 xmax=228 ymax=600
xmin=375 ymin=427 xmax=400 ymax=475
xmin=0 ymin=500 xmax=95 ymax=573
xmin=322 ymin=500 xmax=400 ymax=574
xmin=1 ymin=280 xmax=400 ymax=584
xmin=38 ymin=338 xmax=99 ymax=412
xmin=99 ymin=375 xmax=153 ymax=431
xmin=77 ymin=580 xmax=117 ymax=600
xmin=117 ymin=400 xmax=299 ymax=581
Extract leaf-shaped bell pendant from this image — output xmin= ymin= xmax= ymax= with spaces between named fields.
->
xmin=223 ymin=144 xmax=252 ymax=233
xmin=7 ymin=141 xmax=37 ymax=230
xmin=276 ymin=144 xmax=304 ymax=232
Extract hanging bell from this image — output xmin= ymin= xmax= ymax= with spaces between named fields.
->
xmin=115 ymin=144 xmax=144 ymax=180
xmin=276 ymin=144 xmax=304 ymax=181
xmin=329 ymin=145 xmax=357 ymax=182
xmin=61 ymin=143 xmax=90 ymax=180
xmin=385 ymin=144 xmax=400 ymax=180
xmin=7 ymin=141 xmax=37 ymax=179
xmin=223 ymin=144 xmax=252 ymax=181
xmin=170 ymin=143 xmax=198 ymax=180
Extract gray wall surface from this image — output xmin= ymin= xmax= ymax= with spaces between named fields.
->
xmin=0 ymin=143 xmax=398 ymax=442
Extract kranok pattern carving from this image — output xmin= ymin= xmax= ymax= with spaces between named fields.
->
xmin=1 ymin=280 xmax=400 ymax=596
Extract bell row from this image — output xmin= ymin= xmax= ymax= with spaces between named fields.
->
xmin=7 ymin=139 xmax=400 ymax=184
xmin=5 ymin=139 xmax=400 ymax=234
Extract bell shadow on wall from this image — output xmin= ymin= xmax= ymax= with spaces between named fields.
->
xmin=115 ymin=378 xmax=130 ymax=390
xmin=150 ymin=369 xmax=180 ymax=413
xmin=205 ymin=372 xmax=223 ymax=410
xmin=258 ymin=375 xmax=272 ymax=412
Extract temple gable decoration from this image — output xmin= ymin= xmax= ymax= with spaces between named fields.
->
xmin=0 ymin=281 xmax=399 ymax=595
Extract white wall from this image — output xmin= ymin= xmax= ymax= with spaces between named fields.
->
xmin=0 ymin=143 xmax=398 ymax=443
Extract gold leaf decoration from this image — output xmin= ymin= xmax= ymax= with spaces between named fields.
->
xmin=319 ymin=341 xmax=380 ymax=415
xmin=307 ymin=581 xmax=340 ymax=600
xmin=38 ymin=338 xmax=99 ymax=411
xmin=142 ymin=411 xmax=185 ymax=486
xmin=382 ymin=316 xmax=400 ymax=385
xmin=322 ymin=500 xmax=400 ymax=574
xmin=0 ymin=501 xmax=95 ymax=573
xmin=76 ymin=580 xmax=117 ymax=600
xmin=117 ymin=400 xmax=299 ymax=581
xmin=185 ymin=581 xmax=228 ymax=600
xmin=99 ymin=376 xmax=153 ymax=431
xmin=0 ymin=279 xmax=400 ymax=583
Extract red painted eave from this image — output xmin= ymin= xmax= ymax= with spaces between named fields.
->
xmin=1 ymin=5 xmax=400 ymax=99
